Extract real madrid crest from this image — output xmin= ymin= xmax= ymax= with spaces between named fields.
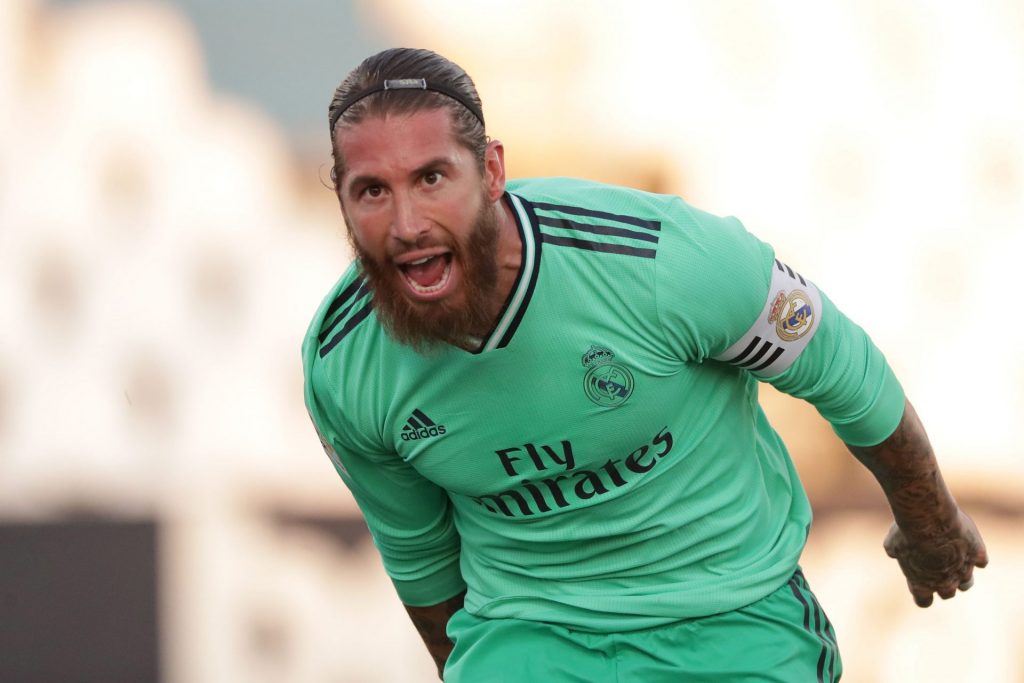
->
xmin=767 ymin=289 xmax=815 ymax=342
xmin=581 ymin=345 xmax=634 ymax=407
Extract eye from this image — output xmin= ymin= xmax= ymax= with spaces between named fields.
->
xmin=362 ymin=185 xmax=383 ymax=199
xmin=423 ymin=171 xmax=441 ymax=186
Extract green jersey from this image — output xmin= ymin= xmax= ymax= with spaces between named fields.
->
xmin=302 ymin=177 xmax=904 ymax=632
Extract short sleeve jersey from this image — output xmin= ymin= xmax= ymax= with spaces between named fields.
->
xmin=302 ymin=176 xmax=905 ymax=632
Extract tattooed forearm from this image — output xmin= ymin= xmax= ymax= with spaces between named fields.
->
xmin=846 ymin=399 xmax=959 ymax=540
xmin=847 ymin=398 xmax=986 ymax=606
xmin=404 ymin=590 xmax=466 ymax=679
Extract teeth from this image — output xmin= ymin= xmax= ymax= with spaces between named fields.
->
xmin=405 ymin=260 xmax=452 ymax=294
xmin=407 ymin=256 xmax=432 ymax=266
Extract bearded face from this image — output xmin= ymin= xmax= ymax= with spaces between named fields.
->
xmin=349 ymin=191 xmax=502 ymax=352
xmin=333 ymin=108 xmax=510 ymax=352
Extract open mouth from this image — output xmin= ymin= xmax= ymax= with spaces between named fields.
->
xmin=399 ymin=252 xmax=454 ymax=295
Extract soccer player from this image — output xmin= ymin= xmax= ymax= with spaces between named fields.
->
xmin=302 ymin=47 xmax=988 ymax=681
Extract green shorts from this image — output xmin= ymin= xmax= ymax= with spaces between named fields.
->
xmin=444 ymin=570 xmax=840 ymax=682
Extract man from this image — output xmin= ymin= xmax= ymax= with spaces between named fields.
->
xmin=302 ymin=47 xmax=988 ymax=681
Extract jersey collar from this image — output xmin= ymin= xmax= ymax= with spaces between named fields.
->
xmin=472 ymin=192 xmax=542 ymax=353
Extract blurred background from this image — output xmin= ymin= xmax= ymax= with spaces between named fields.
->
xmin=0 ymin=0 xmax=1021 ymax=681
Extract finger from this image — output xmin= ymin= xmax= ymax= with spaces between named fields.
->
xmin=936 ymin=583 xmax=958 ymax=600
xmin=910 ymin=585 xmax=934 ymax=608
xmin=959 ymin=565 xmax=975 ymax=588
xmin=973 ymin=546 xmax=990 ymax=568
xmin=913 ymin=593 xmax=934 ymax=608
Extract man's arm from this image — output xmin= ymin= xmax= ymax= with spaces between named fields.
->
xmin=305 ymin=366 xmax=467 ymax=673
xmin=845 ymin=399 xmax=989 ymax=607
xmin=404 ymin=590 xmax=466 ymax=680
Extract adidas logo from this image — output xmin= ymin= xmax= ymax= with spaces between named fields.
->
xmin=400 ymin=409 xmax=447 ymax=441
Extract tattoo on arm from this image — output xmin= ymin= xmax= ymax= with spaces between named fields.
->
xmin=404 ymin=590 xmax=466 ymax=679
xmin=846 ymin=399 xmax=959 ymax=540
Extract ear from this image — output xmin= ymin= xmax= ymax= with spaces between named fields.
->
xmin=482 ymin=138 xmax=506 ymax=202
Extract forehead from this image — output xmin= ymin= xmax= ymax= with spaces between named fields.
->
xmin=335 ymin=108 xmax=464 ymax=182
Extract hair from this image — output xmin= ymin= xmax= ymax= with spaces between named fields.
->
xmin=328 ymin=48 xmax=487 ymax=187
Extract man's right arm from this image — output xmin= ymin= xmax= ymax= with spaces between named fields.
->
xmin=404 ymin=590 xmax=467 ymax=680
xmin=304 ymin=364 xmax=467 ymax=674
xmin=313 ymin=421 xmax=468 ymax=677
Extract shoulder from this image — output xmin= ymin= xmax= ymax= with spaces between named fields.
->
xmin=507 ymin=176 xmax=759 ymax=266
xmin=302 ymin=263 xmax=393 ymax=451
xmin=508 ymin=176 xmax=685 ymax=220
xmin=301 ymin=262 xmax=375 ymax=366
xmin=506 ymin=179 xmax=779 ymax=359
xmin=508 ymin=177 xmax=688 ymax=265
xmin=507 ymin=177 xmax=745 ymax=242
xmin=301 ymin=262 xmax=387 ymax=421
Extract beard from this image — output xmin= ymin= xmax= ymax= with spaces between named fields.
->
xmin=350 ymin=194 xmax=502 ymax=353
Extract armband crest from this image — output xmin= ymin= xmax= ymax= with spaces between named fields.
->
xmin=712 ymin=259 xmax=822 ymax=377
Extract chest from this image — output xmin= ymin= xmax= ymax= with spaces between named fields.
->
xmin=381 ymin=320 xmax=745 ymax=499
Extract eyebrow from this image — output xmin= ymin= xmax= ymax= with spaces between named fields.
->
xmin=412 ymin=156 xmax=457 ymax=176
xmin=344 ymin=172 xmax=384 ymax=197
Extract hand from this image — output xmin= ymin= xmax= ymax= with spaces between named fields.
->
xmin=883 ymin=509 xmax=989 ymax=607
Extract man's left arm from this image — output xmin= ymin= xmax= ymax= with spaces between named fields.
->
xmin=650 ymin=206 xmax=989 ymax=604
xmin=751 ymin=281 xmax=991 ymax=606
xmin=845 ymin=399 xmax=988 ymax=607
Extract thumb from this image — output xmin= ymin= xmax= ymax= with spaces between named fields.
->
xmin=973 ymin=544 xmax=989 ymax=569
xmin=882 ymin=524 xmax=901 ymax=558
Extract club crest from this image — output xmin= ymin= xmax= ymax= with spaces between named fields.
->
xmin=769 ymin=289 xmax=815 ymax=342
xmin=581 ymin=345 xmax=634 ymax=407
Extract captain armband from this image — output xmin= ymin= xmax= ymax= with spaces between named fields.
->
xmin=712 ymin=259 xmax=823 ymax=378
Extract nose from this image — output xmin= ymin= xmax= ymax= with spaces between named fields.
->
xmin=390 ymin=193 xmax=429 ymax=245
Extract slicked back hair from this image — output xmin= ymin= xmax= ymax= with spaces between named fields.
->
xmin=328 ymin=48 xmax=487 ymax=188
